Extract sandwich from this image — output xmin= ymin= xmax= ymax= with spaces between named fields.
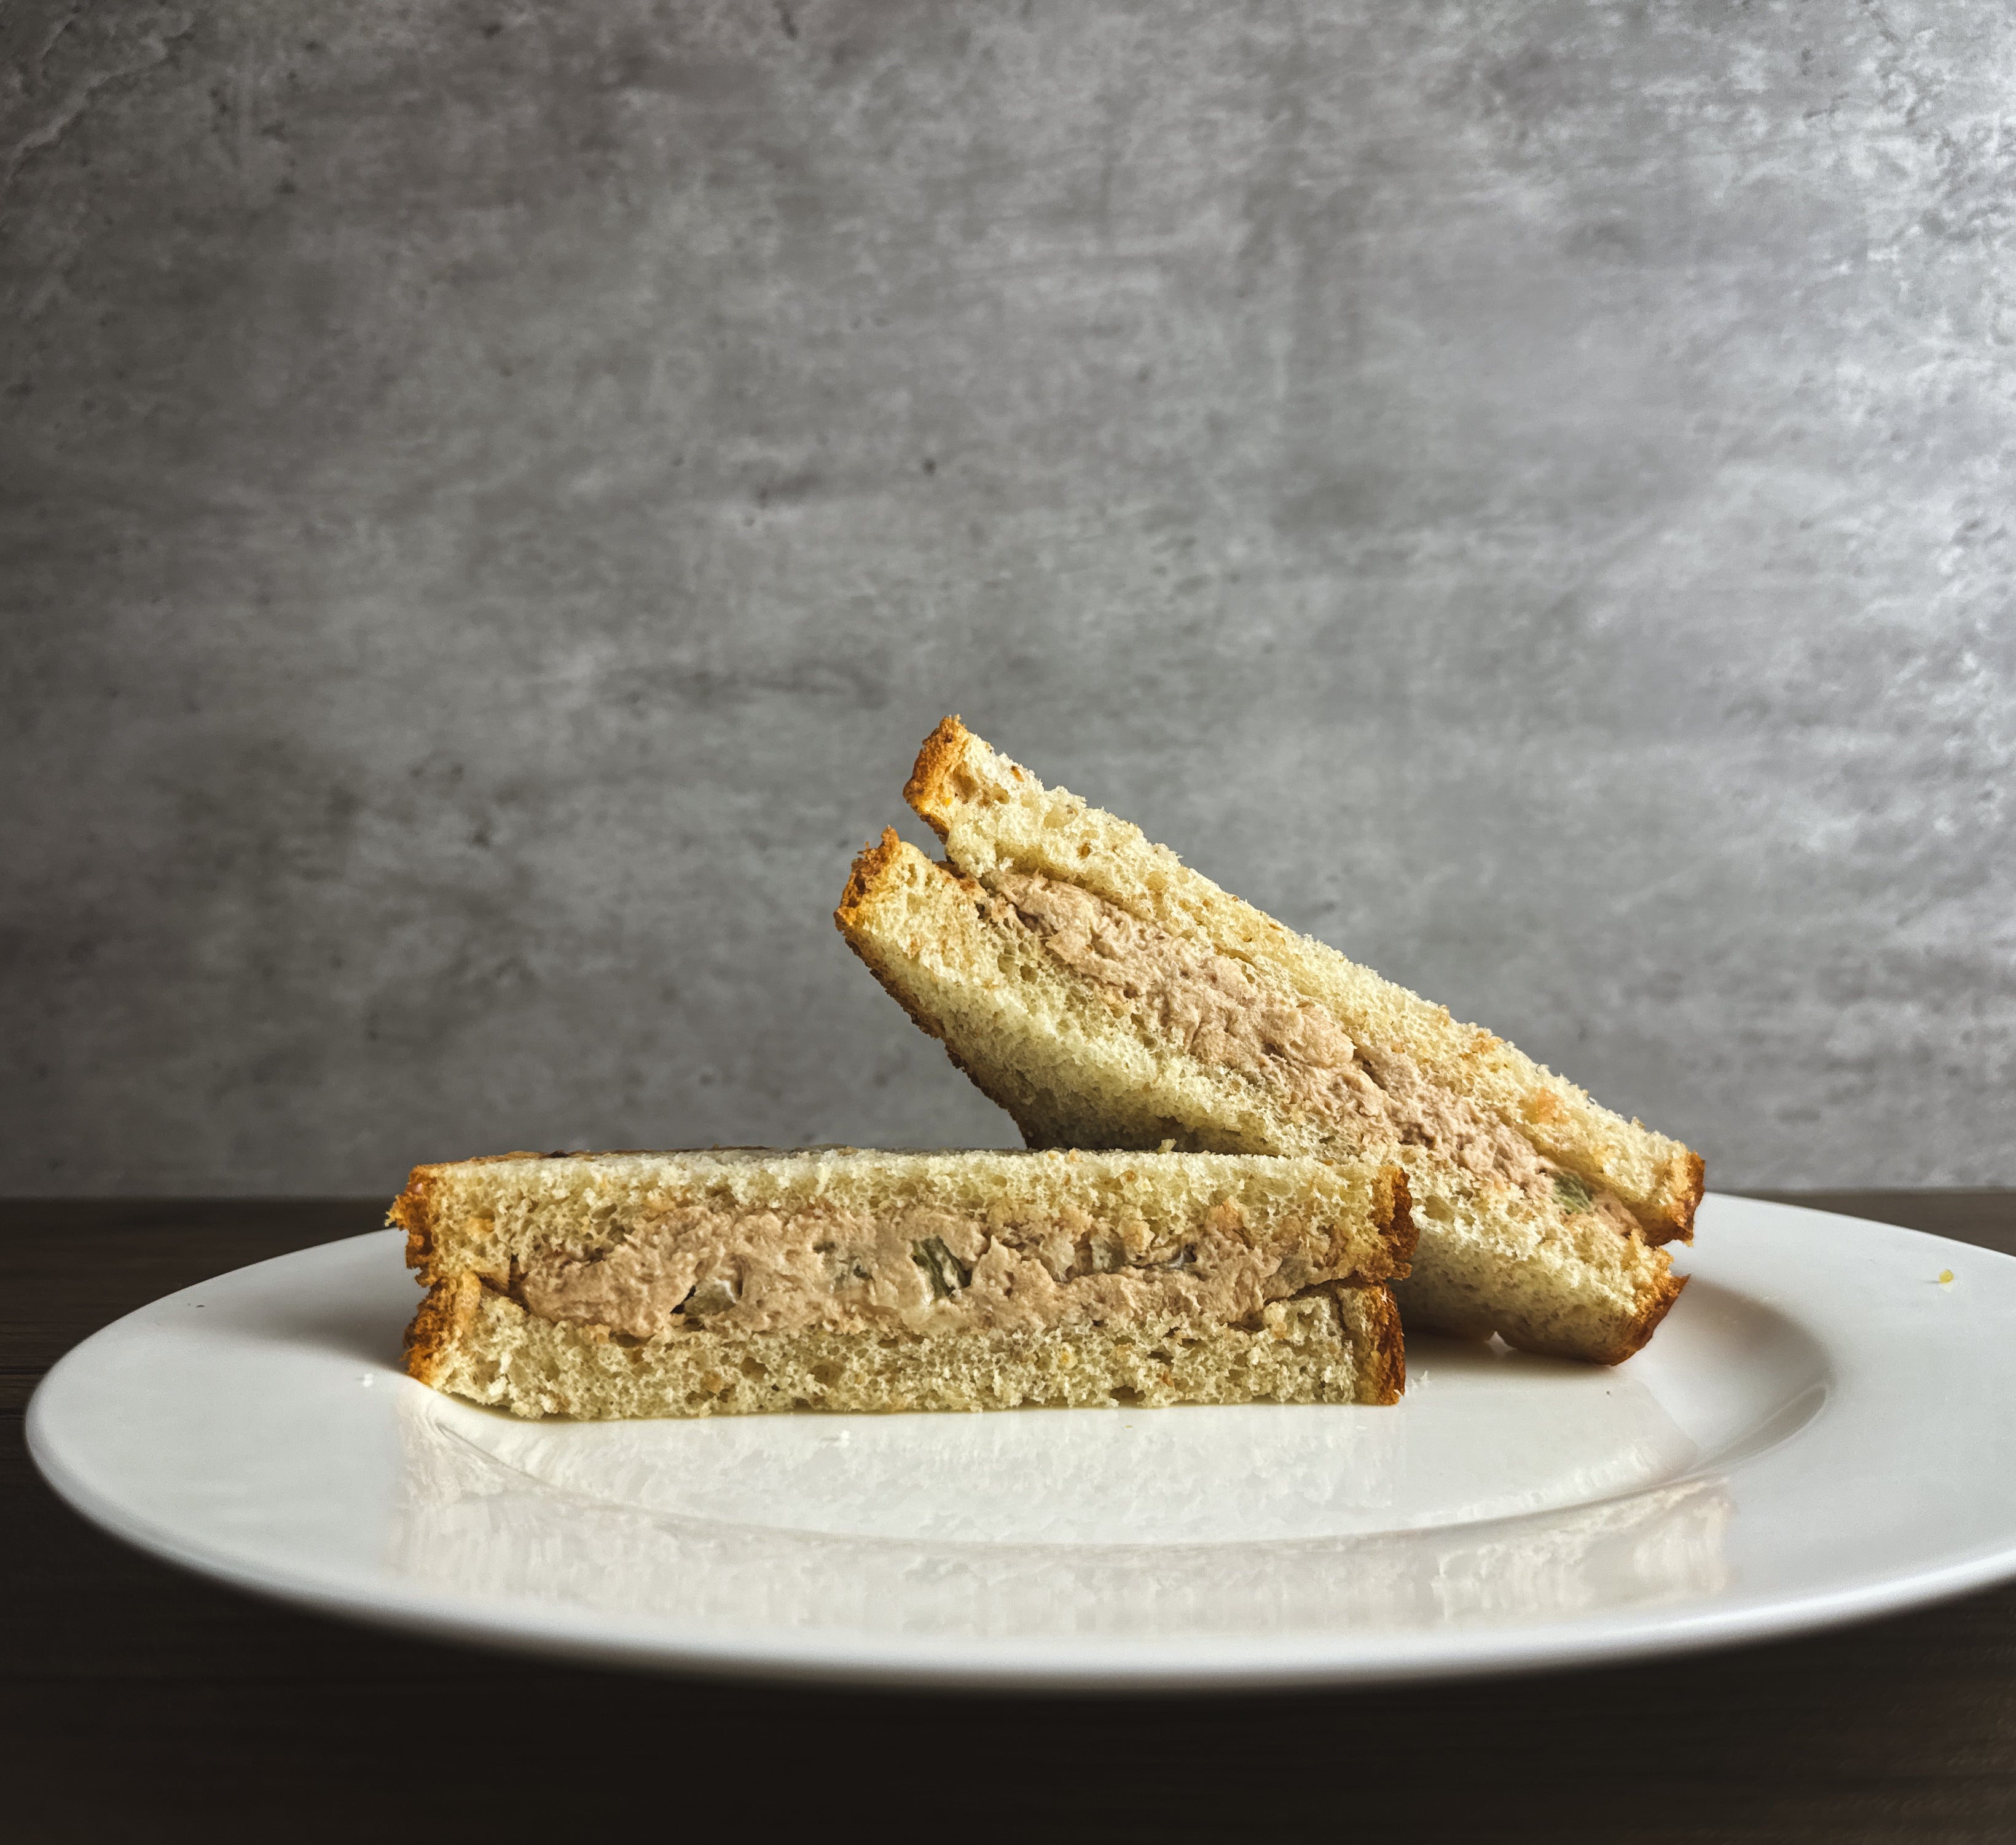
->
xmin=834 ymin=718 xmax=1703 ymax=1364
xmin=398 ymin=1146 xmax=1414 ymax=1417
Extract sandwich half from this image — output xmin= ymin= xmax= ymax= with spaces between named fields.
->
xmin=398 ymin=1146 xmax=1414 ymax=1417
xmin=834 ymin=718 xmax=1703 ymax=1364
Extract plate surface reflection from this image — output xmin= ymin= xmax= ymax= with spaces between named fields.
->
xmin=388 ymin=1286 xmax=1826 ymax=1642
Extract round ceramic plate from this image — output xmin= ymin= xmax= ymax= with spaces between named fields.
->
xmin=28 ymin=1195 xmax=2016 ymax=1689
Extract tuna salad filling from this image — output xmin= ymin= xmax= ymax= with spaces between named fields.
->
xmin=988 ymin=870 xmax=1639 ymax=1233
xmin=516 ymin=1200 xmax=1372 ymax=1340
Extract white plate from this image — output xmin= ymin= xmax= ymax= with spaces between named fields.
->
xmin=28 ymin=1195 xmax=2016 ymax=1690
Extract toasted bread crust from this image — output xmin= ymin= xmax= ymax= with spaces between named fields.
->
xmin=1602 ymin=1268 xmax=1689 ymax=1366
xmin=1663 ymin=1150 xmax=1707 ymax=1243
xmin=1493 ymin=1267 xmax=1688 ymax=1366
xmin=1358 ymin=1284 xmax=1406 ymax=1404
xmin=393 ymin=1152 xmax=568 ymax=1287
xmin=1371 ymin=1290 xmax=1403 ymax=1403
xmin=834 ymin=827 xmax=910 ymax=928
xmin=1375 ymin=1167 xmax=1418 ymax=1270
xmin=403 ymin=1270 xmax=480 ymax=1387
xmin=389 ymin=1170 xmax=441 ymax=1286
xmin=903 ymin=715 xmax=985 ymax=843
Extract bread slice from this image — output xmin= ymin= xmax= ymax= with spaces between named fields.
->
xmin=834 ymin=718 xmax=1703 ymax=1364
xmin=398 ymin=1147 xmax=1413 ymax=1417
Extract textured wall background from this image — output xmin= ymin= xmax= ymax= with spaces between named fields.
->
xmin=3 ymin=0 xmax=2012 ymax=1195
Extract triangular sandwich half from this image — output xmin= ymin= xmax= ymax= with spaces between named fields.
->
xmin=399 ymin=1146 xmax=1413 ymax=1417
xmin=834 ymin=718 xmax=1701 ymax=1364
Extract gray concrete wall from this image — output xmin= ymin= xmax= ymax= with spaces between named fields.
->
xmin=4 ymin=0 xmax=2011 ymax=1195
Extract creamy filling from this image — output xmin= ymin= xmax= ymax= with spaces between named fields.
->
xmin=990 ymin=871 xmax=1638 ymax=1232
xmin=517 ymin=1202 xmax=1355 ymax=1340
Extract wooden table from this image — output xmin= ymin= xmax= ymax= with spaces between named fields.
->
xmin=7 ymin=1195 xmax=2014 ymax=1842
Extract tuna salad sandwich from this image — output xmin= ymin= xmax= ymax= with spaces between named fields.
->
xmin=834 ymin=718 xmax=1703 ymax=1365
xmin=399 ymin=1146 xmax=1414 ymax=1418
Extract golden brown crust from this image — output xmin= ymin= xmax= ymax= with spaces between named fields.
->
xmin=902 ymin=715 xmax=979 ymax=843
xmin=1359 ymin=1284 xmax=1406 ymax=1404
xmin=388 ymin=1168 xmax=441 ymax=1286
xmin=394 ymin=1152 xmax=586 ymax=1287
xmin=1665 ymin=1149 xmax=1708 ymax=1243
xmin=1494 ymin=1267 xmax=1689 ymax=1367
xmin=1618 ymin=1147 xmax=1704 ymax=1246
xmin=1374 ymin=1165 xmax=1417 ymax=1274
xmin=834 ymin=828 xmax=910 ymax=930
xmin=403 ymin=1270 xmax=481 ymax=1387
xmin=1601 ymin=1267 xmax=1689 ymax=1366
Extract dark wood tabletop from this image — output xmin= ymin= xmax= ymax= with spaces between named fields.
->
xmin=6 ymin=1194 xmax=2014 ymax=1843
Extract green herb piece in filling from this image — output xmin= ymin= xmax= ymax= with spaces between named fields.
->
xmin=912 ymin=1236 xmax=971 ymax=1299
xmin=1551 ymin=1170 xmax=1594 ymax=1214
